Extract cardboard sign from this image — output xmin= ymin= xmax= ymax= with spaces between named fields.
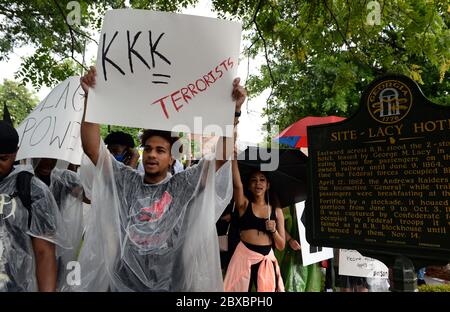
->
xmin=16 ymin=77 xmax=84 ymax=165
xmin=86 ymin=10 xmax=242 ymax=136
xmin=296 ymin=201 xmax=333 ymax=266
xmin=339 ymin=249 xmax=389 ymax=279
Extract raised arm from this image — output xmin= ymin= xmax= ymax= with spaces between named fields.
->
xmin=232 ymin=150 xmax=248 ymax=216
xmin=216 ymin=78 xmax=247 ymax=171
xmin=80 ymin=66 xmax=100 ymax=165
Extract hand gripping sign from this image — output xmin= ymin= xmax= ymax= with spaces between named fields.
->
xmin=296 ymin=201 xmax=334 ymax=266
xmin=85 ymin=10 xmax=242 ymax=137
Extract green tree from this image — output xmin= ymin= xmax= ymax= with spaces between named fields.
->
xmin=0 ymin=79 xmax=39 ymax=125
xmin=100 ymin=125 xmax=142 ymax=147
xmin=0 ymin=0 xmax=197 ymax=89
xmin=2 ymin=0 xmax=449 ymax=135
xmin=213 ymin=0 xmax=450 ymax=131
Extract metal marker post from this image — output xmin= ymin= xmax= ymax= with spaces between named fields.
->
xmin=390 ymin=256 xmax=418 ymax=292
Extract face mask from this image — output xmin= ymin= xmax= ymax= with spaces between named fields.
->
xmin=114 ymin=154 xmax=125 ymax=162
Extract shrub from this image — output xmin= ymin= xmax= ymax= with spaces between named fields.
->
xmin=418 ymin=284 xmax=450 ymax=292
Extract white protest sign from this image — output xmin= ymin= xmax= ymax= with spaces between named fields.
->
xmin=16 ymin=77 xmax=85 ymax=165
xmin=296 ymin=201 xmax=334 ymax=266
xmin=86 ymin=10 xmax=242 ymax=136
xmin=339 ymin=249 xmax=389 ymax=279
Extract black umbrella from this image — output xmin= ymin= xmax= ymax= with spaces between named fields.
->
xmin=237 ymin=146 xmax=308 ymax=208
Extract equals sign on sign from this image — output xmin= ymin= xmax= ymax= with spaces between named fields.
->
xmin=152 ymin=73 xmax=171 ymax=84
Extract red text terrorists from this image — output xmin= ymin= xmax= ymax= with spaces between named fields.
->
xmin=151 ymin=57 xmax=234 ymax=119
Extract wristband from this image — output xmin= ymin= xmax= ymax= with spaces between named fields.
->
xmin=234 ymin=111 xmax=241 ymax=117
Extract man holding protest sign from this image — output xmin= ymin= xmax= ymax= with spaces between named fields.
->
xmin=75 ymin=65 xmax=246 ymax=291
xmin=0 ymin=116 xmax=69 ymax=292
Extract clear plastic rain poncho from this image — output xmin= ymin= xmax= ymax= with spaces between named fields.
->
xmin=0 ymin=165 xmax=70 ymax=292
xmin=48 ymin=167 xmax=84 ymax=290
xmin=73 ymin=141 xmax=232 ymax=291
xmin=76 ymin=163 xmax=93 ymax=233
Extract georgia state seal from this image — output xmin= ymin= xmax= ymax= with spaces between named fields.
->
xmin=367 ymin=80 xmax=412 ymax=124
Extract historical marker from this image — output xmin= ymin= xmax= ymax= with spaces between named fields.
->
xmin=306 ymin=75 xmax=450 ymax=263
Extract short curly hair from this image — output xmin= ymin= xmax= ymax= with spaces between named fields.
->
xmin=104 ymin=131 xmax=135 ymax=148
xmin=140 ymin=129 xmax=180 ymax=148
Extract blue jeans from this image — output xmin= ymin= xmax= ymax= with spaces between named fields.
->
xmin=417 ymin=267 xmax=426 ymax=280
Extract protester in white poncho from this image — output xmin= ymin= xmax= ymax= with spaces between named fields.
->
xmin=0 ymin=118 xmax=70 ymax=292
xmin=73 ymin=66 xmax=246 ymax=291
xmin=32 ymin=158 xmax=84 ymax=291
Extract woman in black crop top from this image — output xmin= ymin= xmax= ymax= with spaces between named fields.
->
xmin=223 ymin=155 xmax=285 ymax=292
